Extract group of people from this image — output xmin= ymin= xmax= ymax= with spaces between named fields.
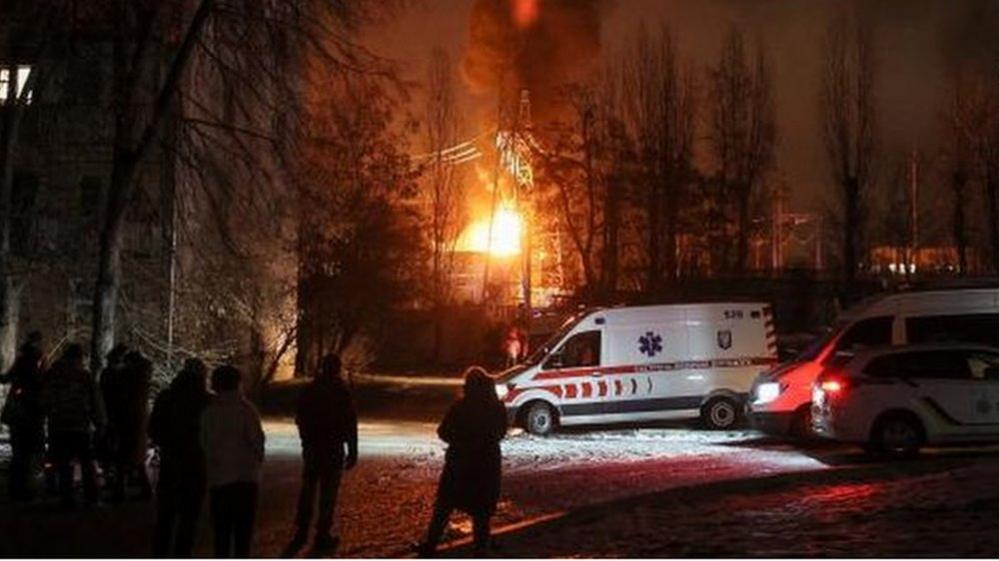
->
xmin=2 ymin=332 xmax=510 ymax=558
xmin=0 ymin=334 xmax=267 ymax=557
xmin=0 ymin=333 xmax=153 ymax=506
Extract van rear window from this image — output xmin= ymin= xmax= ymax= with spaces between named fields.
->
xmin=906 ymin=314 xmax=999 ymax=347
xmin=830 ymin=316 xmax=893 ymax=356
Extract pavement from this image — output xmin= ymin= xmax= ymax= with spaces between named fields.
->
xmin=3 ymin=378 xmax=999 ymax=557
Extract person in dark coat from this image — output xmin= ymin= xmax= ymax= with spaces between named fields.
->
xmin=418 ymin=366 xmax=507 ymax=557
xmin=41 ymin=343 xmax=106 ymax=507
xmin=109 ymin=350 xmax=153 ymax=501
xmin=1 ymin=331 xmax=45 ymax=500
xmin=98 ymin=344 xmax=129 ymax=490
xmin=149 ymin=358 xmax=211 ymax=558
xmin=285 ymin=354 xmax=358 ymax=556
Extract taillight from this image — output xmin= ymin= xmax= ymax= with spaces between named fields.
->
xmin=817 ymin=369 xmax=849 ymax=395
xmin=820 ymin=379 xmax=845 ymax=393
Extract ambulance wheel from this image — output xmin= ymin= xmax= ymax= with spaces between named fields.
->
xmin=523 ymin=401 xmax=557 ymax=436
xmin=702 ymin=397 xmax=739 ymax=430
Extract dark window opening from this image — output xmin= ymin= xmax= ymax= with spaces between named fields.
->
xmin=907 ymin=314 xmax=999 ymax=348
xmin=11 ymin=172 xmax=38 ymax=256
xmin=867 ymin=350 xmax=972 ymax=380
xmin=80 ymin=175 xmax=101 ymax=215
xmin=831 ymin=316 xmax=893 ymax=356
xmin=545 ymin=330 xmax=601 ymax=370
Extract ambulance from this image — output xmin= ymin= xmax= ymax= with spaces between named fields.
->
xmin=495 ymin=303 xmax=778 ymax=435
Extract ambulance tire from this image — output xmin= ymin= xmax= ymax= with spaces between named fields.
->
xmin=523 ymin=401 xmax=557 ymax=436
xmin=701 ymin=397 xmax=740 ymax=430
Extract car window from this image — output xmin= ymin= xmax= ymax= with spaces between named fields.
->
xmin=907 ymin=314 xmax=999 ymax=347
xmin=894 ymin=351 xmax=972 ymax=380
xmin=544 ymin=330 xmax=601 ymax=370
xmin=831 ymin=316 xmax=893 ymax=355
xmin=965 ymin=352 xmax=999 ymax=380
xmin=863 ymin=354 xmax=897 ymax=378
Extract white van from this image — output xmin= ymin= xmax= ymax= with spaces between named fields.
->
xmin=496 ymin=303 xmax=778 ymax=435
xmin=749 ymin=287 xmax=999 ymax=437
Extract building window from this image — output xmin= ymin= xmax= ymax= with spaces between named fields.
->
xmin=11 ymin=173 xmax=38 ymax=256
xmin=0 ymin=65 xmax=33 ymax=104
xmin=80 ymin=176 xmax=101 ymax=215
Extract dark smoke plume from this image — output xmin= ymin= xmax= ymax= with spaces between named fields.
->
xmin=462 ymin=0 xmax=606 ymax=123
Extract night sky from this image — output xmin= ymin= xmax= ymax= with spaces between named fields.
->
xmin=366 ymin=0 xmax=999 ymax=225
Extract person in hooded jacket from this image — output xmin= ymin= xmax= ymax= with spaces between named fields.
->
xmin=149 ymin=358 xmax=211 ymax=558
xmin=417 ymin=366 xmax=507 ymax=557
xmin=1 ymin=331 xmax=45 ymax=500
xmin=98 ymin=344 xmax=128 ymax=489
xmin=285 ymin=353 xmax=358 ymax=555
xmin=41 ymin=343 xmax=105 ymax=507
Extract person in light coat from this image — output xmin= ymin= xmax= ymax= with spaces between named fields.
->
xmin=199 ymin=365 xmax=264 ymax=558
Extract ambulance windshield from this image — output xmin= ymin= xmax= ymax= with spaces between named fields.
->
xmin=522 ymin=311 xmax=589 ymax=367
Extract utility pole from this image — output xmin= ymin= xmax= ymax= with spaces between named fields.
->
xmin=910 ymin=149 xmax=919 ymax=275
xmin=771 ymin=182 xmax=783 ymax=273
xmin=517 ymin=90 xmax=533 ymax=325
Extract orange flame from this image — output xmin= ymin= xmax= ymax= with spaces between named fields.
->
xmin=511 ymin=0 xmax=539 ymax=29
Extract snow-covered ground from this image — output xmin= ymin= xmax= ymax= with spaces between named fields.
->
xmin=466 ymin=449 xmax=999 ymax=557
xmin=5 ymin=406 xmax=999 ymax=558
xmin=264 ymin=421 xmax=831 ymax=557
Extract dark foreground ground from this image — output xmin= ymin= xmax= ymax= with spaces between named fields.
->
xmin=3 ymin=377 xmax=999 ymax=558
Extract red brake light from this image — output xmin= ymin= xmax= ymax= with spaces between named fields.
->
xmin=820 ymin=379 xmax=845 ymax=393
xmin=817 ymin=369 xmax=849 ymax=394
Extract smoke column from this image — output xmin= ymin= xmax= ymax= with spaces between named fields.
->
xmin=462 ymin=0 xmax=606 ymax=124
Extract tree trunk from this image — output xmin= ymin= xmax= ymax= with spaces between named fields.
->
xmin=952 ymin=176 xmax=968 ymax=275
xmin=986 ymin=175 xmax=999 ymax=275
xmin=90 ymin=159 xmax=134 ymax=373
xmin=601 ymin=179 xmax=620 ymax=298
xmin=0 ymin=72 xmax=25 ymax=371
xmin=646 ymin=181 xmax=662 ymax=291
xmin=843 ymin=177 xmax=861 ymax=286
xmin=0 ymin=277 xmax=20 ymax=371
xmin=736 ymin=185 xmax=750 ymax=276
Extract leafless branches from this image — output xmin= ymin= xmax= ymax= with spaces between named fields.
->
xmin=821 ymin=13 xmax=877 ymax=285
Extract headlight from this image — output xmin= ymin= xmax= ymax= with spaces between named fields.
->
xmin=495 ymin=384 xmax=509 ymax=399
xmin=754 ymin=382 xmax=782 ymax=404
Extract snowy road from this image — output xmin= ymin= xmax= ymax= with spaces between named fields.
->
xmin=1 ymin=418 xmax=831 ymax=558
xmin=5 ymin=412 xmax=998 ymax=557
xmin=261 ymin=420 xmax=830 ymax=557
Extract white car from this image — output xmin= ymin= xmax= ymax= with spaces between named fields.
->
xmin=811 ymin=344 xmax=999 ymax=456
xmin=496 ymin=303 xmax=778 ymax=435
xmin=749 ymin=286 xmax=999 ymax=438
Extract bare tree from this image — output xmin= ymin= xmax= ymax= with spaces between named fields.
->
xmin=821 ymin=14 xmax=877 ymax=286
xmin=536 ymin=74 xmax=628 ymax=298
xmin=956 ymin=62 xmax=999 ymax=274
xmin=0 ymin=2 xmax=66 ymax=368
xmin=620 ymin=24 xmax=698 ymax=288
xmin=292 ymin=72 xmax=419 ymax=376
xmin=944 ymin=70 xmax=975 ymax=275
xmin=707 ymin=26 xmax=776 ymax=276
xmin=422 ymin=46 xmax=465 ymax=362
xmin=88 ymin=0 xmax=404 ymax=374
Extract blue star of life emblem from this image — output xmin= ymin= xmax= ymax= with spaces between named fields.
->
xmin=638 ymin=331 xmax=663 ymax=357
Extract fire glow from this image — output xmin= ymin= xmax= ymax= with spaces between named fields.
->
xmin=461 ymin=206 xmax=523 ymax=257
xmin=511 ymin=0 xmax=539 ymax=29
